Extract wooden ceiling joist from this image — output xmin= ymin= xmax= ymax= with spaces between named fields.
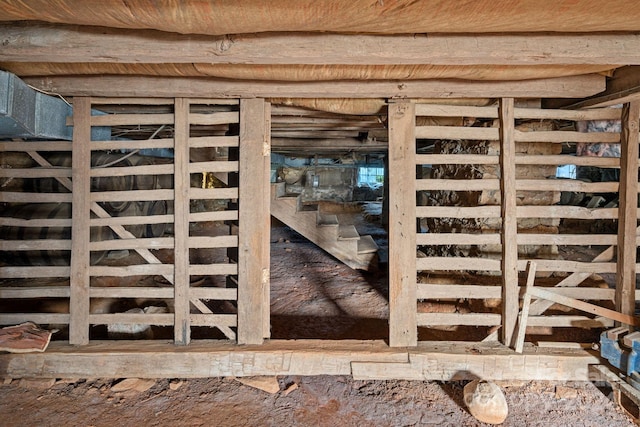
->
xmin=1 ymin=23 xmax=638 ymax=66
xmin=23 ymin=74 xmax=606 ymax=99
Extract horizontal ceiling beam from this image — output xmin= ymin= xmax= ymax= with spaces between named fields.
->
xmin=1 ymin=23 xmax=638 ymax=66
xmin=24 ymin=74 xmax=606 ymax=99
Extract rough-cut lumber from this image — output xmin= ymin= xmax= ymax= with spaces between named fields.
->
xmin=416 ymin=104 xmax=622 ymax=121
xmin=416 ymin=126 xmax=621 ymax=143
xmin=557 ymin=66 xmax=640 ymax=109
xmin=23 ymin=74 xmax=606 ymax=99
xmin=515 ymin=262 xmax=537 ymax=353
xmin=616 ymin=101 xmax=640 ymax=317
xmin=0 ymin=339 xmax=599 ymax=381
xmin=500 ymin=98 xmax=518 ymax=347
xmin=417 ymin=313 xmax=501 ymax=326
xmin=237 ymin=98 xmax=269 ymax=345
xmin=416 ymin=283 xmax=615 ymax=301
xmin=388 ymin=101 xmax=417 ymax=347
xmin=69 ymin=97 xmax=91 ymax=346
xmin=4 ymin=24 xmax=640 ymax=65
xmin=173 ymin=98 xmax=190 ymax=345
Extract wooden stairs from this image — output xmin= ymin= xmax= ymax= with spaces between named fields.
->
xmin=271 ymin=182 xmax=378 ymax=271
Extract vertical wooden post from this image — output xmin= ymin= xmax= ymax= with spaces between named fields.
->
xmin=174 ymin=98 xmax=190 ymax=345
xmin=616 ymin=101 xmax=639 ymax=322
xmin=388 ymin=101 xmax=417 ymax=347
xmin=238 ymin=98 xmax=268 ymax=345
xmin=499 ymin=97 xmax=518 ymax=347
xmin=69 ymin=97 xmax=91 ymax=345
xmin=262 ymin=101 xmax=272 ymax=339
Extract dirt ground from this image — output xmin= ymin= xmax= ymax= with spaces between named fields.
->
xmin=0 ymin=206 xmax=636 ymax=425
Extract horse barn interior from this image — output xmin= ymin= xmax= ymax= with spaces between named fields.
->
xmin=2 ymin=1 xmax=640 ymax=401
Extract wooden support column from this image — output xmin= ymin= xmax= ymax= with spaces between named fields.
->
xmin=388 ymin=101 xmax=417 ymax=347
xmin=616 ymin=101 xmax=640 ymax=322
xmin=69 ymin=97 xmax=91 ymax=345
xmin=262 ymin=101 xmax=271 ymax=339
xmin=499 ymin=97 xmax=518 ymax=347
xmin=173 ymin=98 xmax=190 ymax=345
xmin=238 ymin=98 xmax=269 ymax=345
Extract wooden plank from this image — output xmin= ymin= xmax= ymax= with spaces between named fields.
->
xmin=500 ymin=98 xmax=518 ymax=347
xmin=516 ymin=206 xmax=618 ymax=220
xmin=89 ymin=313 xmax=174 ymax=326
xmin=0 ymin=168 xmax=72 ymax=178
xmin=188 ymin=235 xmax=238 ymax=249
xmin=416 ymin=283 xmax=614 ymax=301
xmin=24 ymin=74 xmax=606 ymax=99
xmin=88 ymin=97 xmax=175 ymax=105
xmin=555 ymin=66 xmax=640 ymax=109
xmin=415 ymin=126 xmax=622 ymax=143
xmin=0 ymin=140 xmax=72 ymax=152
xmin=90 ymin=138 xmax=174 ymax=151
xmin=189 ymin=314 xmax=237 ymax=327
xmin=529 ymin=286 xmax=640 ymax=327
xmin=415 ymin=154 xmax=499 ymax=165
xmin=89 ymin=264 xmax=174 ymax=277
xmin=417 ymin=313 xmax=501 ymax=326
xmin=415 ymin=126 xmax=498 ymax=140
xmin=89 ymin=237 xmax=174 ymax=251
xmin=262 ymin=101 xmax=272 ymax=339
xmin=90 ymin=287 xmax=173 ymax=299
xmin=415 ymin=104 xmax=622 ymax=121
xmin=69 ymin=97 xmax=91 ymax=346
xmin=173 ymin=98 xmax=190 ymax=345
xmin=515 ymin=261 xmax=537 ymax=353
xmin=90 ymin=214 xmax=173 ymax=227
xmin=189 ymin=187 xmax=238 ymax=200
xmin=415 ymin=206 xmax=501 ymax=218
xmin=189 ymin=210 xmax=238 ymax=222
xmin=188 ymin=161 xmax=239 ymax=174
xmin=417 ymin=257 xmax=501 ymax=271
xmin=515 ymin=180 xmax=618 ymax=192
xmin=416 ymin=233 xmax=501 ymax=246
xmin=90 ymin=163 xmax=173 ymax=177
xmin=90 ymin=189 xmax=173 ymax=202
xmin=0 ymin=217 xmax=72 ymax=227
xmin=517 ymin=234 xmax=617 ymax=246
xmin=0 ymin=287 xmax=71 ymax=298
xmin=388 ymin=101 xmax=417 ymax=347
xmin=526 ymin=316 xmax=613 ymax=328
xmin=415 ymin=179 xmax=500 ymax=191
xmin=190 ymin=287 xmax=238 ymax=301
xmin=0 ymin=192 xmax=72 ymax=203
xmin=0 ymin=266 xmax=70 ymax=278
xmin=189 ymin=264 xmax=238 ymax=276
xmin=189 ymin=136 xmax=240 ymax=148
xmin=67 ymin=113 xmax=174 ymax=126
xmin=237 ymin=98 xmax=268 ymax=345
xmin=6 ymin=25 xmax=640 ymax=65
xmin=0 ymin=314 xmax=70 ymax=325
xmin=189 ymin=112 xmax=239 ymax=125
xmin=0 ymin=239 xmax=71 ymax=251
xmin=616 ymin=101 xmax=640 ymax=318
xmin=516 ymin=155 xmax=620 ymax=167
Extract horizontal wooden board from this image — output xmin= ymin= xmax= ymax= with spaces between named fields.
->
xmin=190 ymin=287 xmax=237 ymax=301
xmin=0 ymin=168 xmax=72 ymax=178
xmin=417 ymin=312 xmax=501 ymax=326
xmin=0 ymin=239 xmax=71 ymax=251
xmin=416 ymin=206 xmax=501 ymax=218
xmin=189 ymin=314 xmax=237 ymax=327
xmin=415 ymin=154 xmax=499 ymax=165
xmin=0 ymin=217 xmax=72 ymax=227
xmin=189 ymin=210 xmax=238 ymax=222
xmin=189 ymin=187 xmax=238 ymax=200
xmin=416 ymin=179 xmax=499 ymax=191
xmin=417 ymin=233 xmax=617 ymax=246
xmin=0 ymin=192 xmax=72 ymax=203
xmin=416 ymin=233 xmax=501 ymax=245
xmin=188 ymin=161 xmax=239 ymax=174
xmin=90 ymin=214 xmax=173 ymax=227
xmin=416 ymin=257 xmax=617 ymax=273
xmin=526 ymin=315 xmax=614 ymax=328
xmin=0 ymin=140 xmax=72 ymax=152
xmin=89 ymin=264 xmax=173 ymax=277
xmin=90 ymin=287 xmax=173 ymax=299
xmin=0 ymin=266 xmax=70 ymax=278
xmin=188 ymin=112 xmax=239 ymax=125
xmin=90 ymin=138 xmax=174 ymax=151
xmin=415 ymin=105 xmax=621 ymax=121
xmin=0 ymin=313 xmax=70 ymax=325
xmin=189 ymin=264 xmax=238 ymax=276
xmin=90 ymin=189 xmax=173 ymax=202
xmin=90 ymin=163 xmax=173 ymax=177
xmin=89 ymin=237 xmax=174 ymax=251
xmin=516 ymin=155 xmax=620 ymax=167
xmin=0 ymin=286 xmax=70 ymax=298
xmin=89 ymin=313 xmax=174 ymax=326
xmin=188 ymin=235 xmax=238 ymax=249
xmin=72 ymin=113 xmax=175 ymax=126
xmin=415 ymin=126 xmax=623 ymax=143
xmin=189 ymin=136 xmax=239 ymax=148
xmin=416 ymin=283 xmax=615 ymax=301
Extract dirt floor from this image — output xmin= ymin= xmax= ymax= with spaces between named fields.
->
xmin=0 ymin=204 xmax=636 ymax=425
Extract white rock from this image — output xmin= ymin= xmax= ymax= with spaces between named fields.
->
xmin=463 ymin=379 xmax=508 ymax=425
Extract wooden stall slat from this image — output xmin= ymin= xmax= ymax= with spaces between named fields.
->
xmin=0 ymin=168 xmax=72 ymax=178
xmin=415 ymin=154 xmax=499 ymax=165
xmin=516 ymin=180 xmax=618 ymax=192
xmin=416 ymin=283 xmax=615 ymax=301
xmin=189 ymin=210 xmax=238 ymax=222
xmin=388 ymin=101 xmax=417 ymax=347
xmin=415 ymin=126 xmax=621 ymax=144
xmin=0 ymin=192 xmax=72 ymax=203
xmin=90 ymin=287 xmax=173 ymax=299
xmin=83 ymin=113 xmax=174 ymax=126
xmin=0 ymin=314 xmax=70 ymax=325
xmin=190 ymin=287 xmax=238 ymax=300
xmin=0 ymin=239 xmax=71 ymax=251
xmin=417 ymin=256 xmax=501 ymax=272
xmin=89 ymin=264 xmax=174 ymax=277
xmin=526 ymin=316 xmax=614 ymax=328
xmin=416 ymin=206 xmax=501 ymax=218
xmin=416 ymin=179 xmax=500 ymax=191
xmin=189 ymin=314 xmax=238 ymax=327
xmin=0 ymin=141 xmax=72 ymax=152
xmin=90 ymin=214 xmax=173 ymax=227
xmin=90 ymin=164 xmax=173 ymax=177
xmin=89 ymin=97 xmax=174 ymax=105
xmin=0 ymin=217 xmax=72 ymax=227
xmin=188 ymin=263 xmax=238 ymax=277
xmin=90 ymin=138 xmax=174 ymax=151
xmin=0 ymin=267 xmax=70 ymax=279
xmin=416 ymin=233 xmax=501 ymax=245
xmin=417 ymin=313 xmax=502 ymax=326
xmin=188 ymin=235 xmax=238 ymax=249
xmin=415 ymin=104 xmax=621 ymax=121
xmin=89 ymin=313 xmax=174 ymax=326
xmin=188 ymin=111 xmax=239 ymax=125
xmin=189 ymin=187 xmax=238 ymax=200
xmin=416 ymin=126 xmax=498 ymax=141
xmin=189 ymin=136 xmax=240 ymax=148
xmin=516 ymin=155 xmax=620 ymax=167
xmin=517 ymin=206 xmax=617 ymax=220
xmin=517 ymin=234 xmax=617 ymax=245
xmin=89 ymin=237 xmax=174 ymax=251
xmin=188 ymin=161 xmax=239 ymax=174
xmin=415 ymin=104 xmax=498 ymax=118
xmin=0 ymin=287 xmax=71 ymax=298
xmin=90 ymin=189 xmax=173 ymax=202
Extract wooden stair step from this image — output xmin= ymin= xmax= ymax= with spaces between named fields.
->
xmin=318 ymin=214 xmax=339 ymax=226
xmin=338 ymin=225 xmax=360 ymax=240
xmin=357 ymin=235 xmax=379 ymax=254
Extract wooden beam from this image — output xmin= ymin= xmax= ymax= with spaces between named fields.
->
xmin=549 ymin=66 xmax=640 ymax=109
xmin=388 ymin=101 xmax=417 ymax=347
xmin=262 ymin=102 xmax=271 ymax=339
xmin=499 ymin=97 xmax=518 ymax=347
xmin=616 ymin=101 xmax=640 ymax=319
xmin=0 ymin=339 xmax=599 ymax=381
xmin=3 ymin=24 xmax=639 ymax=65
xmin=515 ymin=262 xmax=537 ymax=354
xmin=237 ymin=98 xmax=268 ymax=345
xmin=69 ymin=97 xmax=91 ymax=345
xmin=173 ymin=98 xmax=190 ymax=345
xmin=23 ymin=74 xmax=606 ymax=99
